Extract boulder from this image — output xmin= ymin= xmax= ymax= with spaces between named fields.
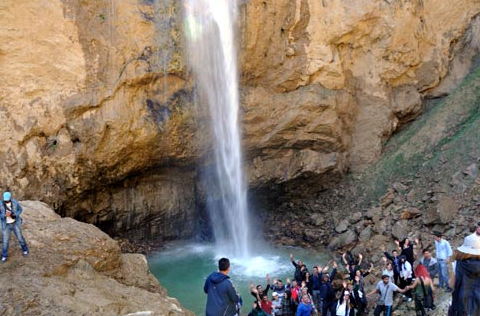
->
xmin=381 ymin=189 xmax=395 ymax=208
xmin=391 ymin=220 xmax=409 ymax=240
xmin=423 ymin=196 xmax=458 ymax=225
xmin=0 ymin=201 xmax=192 ymax=316
xmin=336 ymin=219 xmax=350 ymax=233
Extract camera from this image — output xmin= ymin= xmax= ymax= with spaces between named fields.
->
xmin=10 ymin=213 xmax=16 ymax=220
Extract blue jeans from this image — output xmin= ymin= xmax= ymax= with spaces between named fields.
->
xmin=312 ymin=290 xmax=321 ymax=312
xmin=2 ymin=221 xmax=28 ymax=258
xmin=438 ymin=259 xmax=449 ymax=288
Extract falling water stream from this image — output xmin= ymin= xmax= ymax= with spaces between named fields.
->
xmin=184 ymin=0 xmax=250 ymax=259
xmin=146 ymin=2 xmax=328 ymax=315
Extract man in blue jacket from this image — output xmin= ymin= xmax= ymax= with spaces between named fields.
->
xmin=204 ymin=257 xmax=240 ymax=316
xmin=0 ymin=191 xmax=29 ymax=262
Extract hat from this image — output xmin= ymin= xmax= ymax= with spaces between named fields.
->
xmin=457 ymin=233 xmax=480 ymax=255
xmin=344 ymin=291 xmax=350 ymax=295
xmin=272 ymin=292 xmax=278 ymax=297
xmin=381 ymin=274 xmax=391 ymax=279
xmin=3 ymin=192 xmax=11 ymax=201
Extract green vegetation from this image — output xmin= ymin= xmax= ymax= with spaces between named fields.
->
xmin=360 ymin=63 xmax=480 ymax=202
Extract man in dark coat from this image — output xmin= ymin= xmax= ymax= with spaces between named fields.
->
xmin=320 ymin=266 xmax=337 ymax=316
xmin=204 ymin=257 xmax=240 ymax=316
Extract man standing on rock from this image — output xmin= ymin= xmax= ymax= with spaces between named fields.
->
xmin=0 ymin=191 xmax=29 ymax=262
xmin=204 ymin=257 xmax=240 ymax=316
xmin=434 ymin=231 xmax=453 ymax=292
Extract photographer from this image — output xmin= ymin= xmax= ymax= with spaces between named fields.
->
xmin=367 ymin=274 xmax=408 ymax=316
xmin=0 ymin=191 xmax=29 ymax=262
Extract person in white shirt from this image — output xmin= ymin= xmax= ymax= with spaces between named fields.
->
xmin=434 ymin=231 xmax=453 ymax=292
xmin=399 ymin=255 xmax=413 ymax=302
xmin=335 ymin=291 xmax=351 ymax=316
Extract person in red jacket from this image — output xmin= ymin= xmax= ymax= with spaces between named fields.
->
xmin=260 ymin=294 xmax=273 ymax=315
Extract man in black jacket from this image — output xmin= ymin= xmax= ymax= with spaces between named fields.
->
xmin=383 ymin=248 xmax=401 ymax=285
xmin=204 ymin=257 xmax=240 ymax=316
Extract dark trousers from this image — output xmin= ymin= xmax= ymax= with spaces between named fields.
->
xmin=400 ymin=277 xmax=413 ymax=298
xmin=373 ymin=305 xmax=392 ymax=316
xmin=414 ymin=295 xmax=426 ymax=316
xmin=393 ymin=271 xmax=400 ymax=286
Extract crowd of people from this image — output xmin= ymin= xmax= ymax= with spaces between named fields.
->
xmin=205 ymin=222 xmax=480 ymax=316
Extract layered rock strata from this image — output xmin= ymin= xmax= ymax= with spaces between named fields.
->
xmin=0 ymin=0 xmax=479 ymax=242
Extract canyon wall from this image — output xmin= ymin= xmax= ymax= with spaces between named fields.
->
xmin=0 ymin=0 xmax=479 ymax=242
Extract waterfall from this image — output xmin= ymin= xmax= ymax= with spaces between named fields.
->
xmin=183 ymin=0 xmax=251 ymax=259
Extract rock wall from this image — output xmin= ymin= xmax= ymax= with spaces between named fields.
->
xmin=239 ymin=0 xmax=480 ymax=173
xmin=0 ymin=0 xmax=205 ymax=241
xmin=0 ymin=0 xmax=479 ymax=242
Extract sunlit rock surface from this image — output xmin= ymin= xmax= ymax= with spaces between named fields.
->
xmin=0 ymin=201 xmax=193 ymax=316
xmin=0 ymin=0 xmax=479 ymax=242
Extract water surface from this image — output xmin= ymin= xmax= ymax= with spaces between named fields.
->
xmin=148 ymin=242 xmax=330 ymax=316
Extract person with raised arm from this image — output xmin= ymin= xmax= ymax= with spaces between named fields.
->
xmin=342 ymin=252 xmax=363 ymax=280
xmin=382 ymin=244 xmax=401 ymax=285
xmin=251 ymin=274 xmax=272 ymax=301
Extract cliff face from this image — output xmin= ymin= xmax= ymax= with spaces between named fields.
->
xmin=0 ymin=0 xmax=480 ymax=242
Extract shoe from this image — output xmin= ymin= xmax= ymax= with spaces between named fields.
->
xmin=23 ymin=251 xmax=28 ymax=256
xmin=1 ymin=257 xmax=6 ymax=262
xmin=445 ymin=288 xmax=452 ymax=293
xmin=407 ymin=297 xmax=412 ymax=302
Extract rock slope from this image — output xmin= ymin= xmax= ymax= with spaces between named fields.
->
xmin=0 ymin=201 xmax=193 ymax=316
